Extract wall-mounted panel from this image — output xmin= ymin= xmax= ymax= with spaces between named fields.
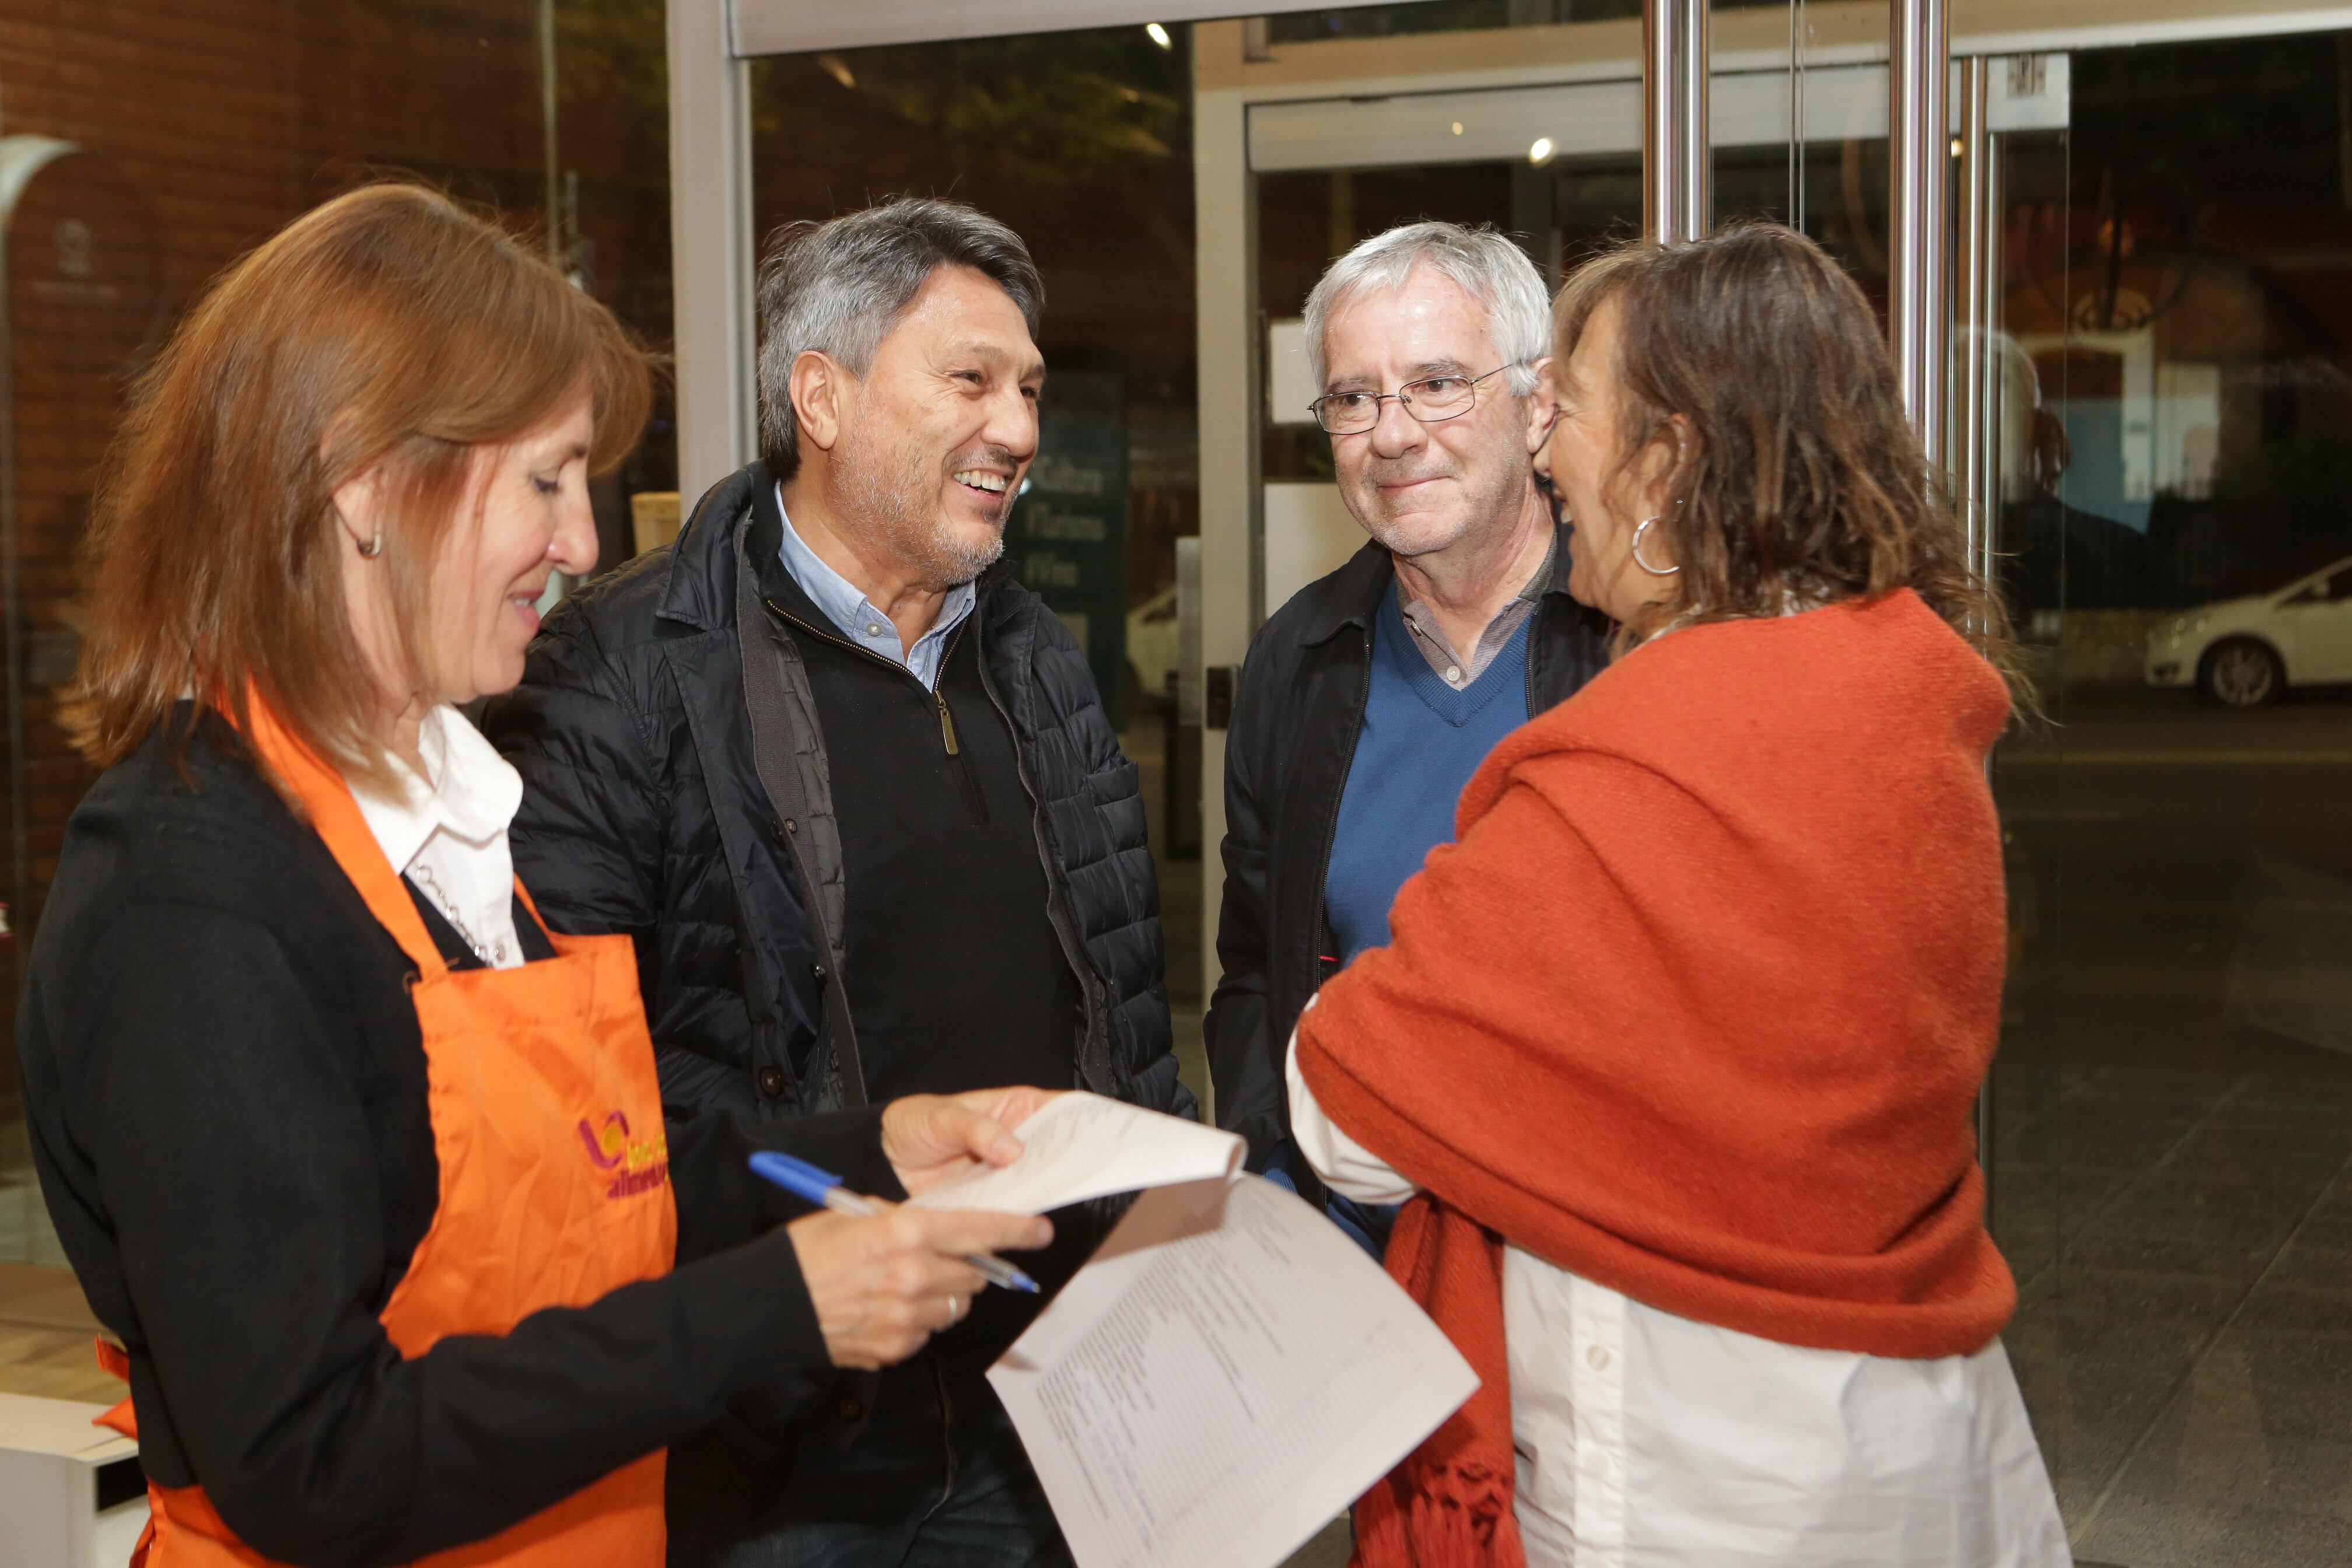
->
xmin=1247 ymin=55 xmax=2068 ymax=173
xmin=734 ymin=0 xmax=1388 ymax=57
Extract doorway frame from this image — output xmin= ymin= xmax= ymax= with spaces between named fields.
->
xmin=667 ymin=0 xmax=2352 ymax=996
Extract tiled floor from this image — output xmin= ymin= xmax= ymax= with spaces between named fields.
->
xmin=1992 ymin=1030 xmax=2352 ymax=1557
xmin=1990 ymin=710 xmax=2352 ymax=1565
xmin=0 ymin=1104 xmax=68 ymax=1270
xmin=0 ymin=1259 xmax=115 ymax=1404
xmin=1 ymin=1096 xmax=113 ymax=1403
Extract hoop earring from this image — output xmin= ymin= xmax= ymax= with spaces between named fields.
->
xmin=1631 ymin=516 xmax=1679 ymax=577
xmin=358 ymin=531 xmax=384 ymax=559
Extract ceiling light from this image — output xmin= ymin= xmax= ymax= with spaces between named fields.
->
xmin=1451 ymin=121 xmax=1464 ymax=135
xmin=1528 ymin=136 xmax=1556 ymax=165
xmin=1145 ymin=22 xmax=1172 ymax=48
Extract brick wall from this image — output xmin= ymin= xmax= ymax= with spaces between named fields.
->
xmin=0 ymin=0 xmax=669 ymax=1108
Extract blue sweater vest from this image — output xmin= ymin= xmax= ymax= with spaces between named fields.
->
xmin=1324 ymin=582 xmax=1532 ymax=965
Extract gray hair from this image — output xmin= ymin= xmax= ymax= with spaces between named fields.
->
xmin=1302 ymin=222 xmax=1550 ymax=398
xmin=755 ymin=198 xmax=1045 ymax=480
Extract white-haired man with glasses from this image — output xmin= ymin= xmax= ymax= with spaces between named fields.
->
xmin=1205 ymin=222 xmax=1611 ymax=1255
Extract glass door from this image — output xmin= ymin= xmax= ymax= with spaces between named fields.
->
xmin=1242 ymin=49 xmax=2080 ymax=621
xmin=1984 ymin=34 xmax=2352 ymax=1566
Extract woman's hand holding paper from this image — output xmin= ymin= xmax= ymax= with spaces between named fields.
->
xmin=785 ymin=1205 xmax=1054 ymax=1370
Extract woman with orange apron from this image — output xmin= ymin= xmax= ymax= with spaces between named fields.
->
xmin=15 ymin=184 xmax=1053 ymax=1568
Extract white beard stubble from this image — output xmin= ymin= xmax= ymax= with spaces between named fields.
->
xmin=836 ymin=418 xmax=1008 ymax=590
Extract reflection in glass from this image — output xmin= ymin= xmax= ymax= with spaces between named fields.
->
xmin=1269 ymin=1 xmax=1790 ymax=45
xmin=1987 ymin=33 xmax=2352 ymax=1567
xmin=0 ymin=0 xmax=674 ymax=1276
xmin=747 ymin=25 xmax=1209 ymax=1102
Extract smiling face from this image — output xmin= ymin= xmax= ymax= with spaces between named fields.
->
xmin=830 ymin=265 xmax=1045 ymax=589
xmin=1539 ymin=298 xmax=1681 ymax=625
xmin=424 ymin=389 xmax=598 ymax=704
xmin=1319 ymin=264 xmax=1538 ymax=561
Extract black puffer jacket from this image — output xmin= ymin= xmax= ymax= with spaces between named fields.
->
xmin=484 ymin=463 xmax=1191 ymax=1126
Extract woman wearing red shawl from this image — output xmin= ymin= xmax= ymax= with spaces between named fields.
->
xmin=1288 ymin=226 xmax=2068 ymax=1568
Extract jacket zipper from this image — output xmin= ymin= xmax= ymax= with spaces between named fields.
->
xmin=932 ymin=622 xmax=989 ymax=822
xmin=764 ymin=597 xmax=988 ymax=817
xmin=761 ymin=591 xmax=1092 ymax=1072
xmin=766 ymin=597 xmax=960 ymax=724
xmin=933 ymin=620 xmax=971 ymax=758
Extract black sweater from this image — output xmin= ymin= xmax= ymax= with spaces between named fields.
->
xmin=14 ymin=709 xmax=901 ymax=1568
xmin=772 ymin=570 xmax=1081 ymax=1107
xmin=771 ymin=568 xmax=1091 ymax=1371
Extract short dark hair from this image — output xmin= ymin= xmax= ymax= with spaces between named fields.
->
xmin=755 ymin=198 xmax=1045 ymax=480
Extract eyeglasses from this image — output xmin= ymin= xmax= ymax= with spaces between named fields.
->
xmin=1307 ymin=365 xmax=1520 ymax=436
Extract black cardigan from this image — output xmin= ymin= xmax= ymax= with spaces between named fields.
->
xmin=13 ymin=708 xmax=901 ymax=1568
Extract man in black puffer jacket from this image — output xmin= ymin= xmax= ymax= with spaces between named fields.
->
xmin=484 ymin=199 xmax=1189 ymax=1567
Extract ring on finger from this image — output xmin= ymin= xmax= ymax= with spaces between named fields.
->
xmin=947 ymin=1294 xmax=965 ymax=1325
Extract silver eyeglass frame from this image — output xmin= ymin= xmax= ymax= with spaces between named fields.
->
xmin=1307 ymin=363 xmax=1523 ymax=436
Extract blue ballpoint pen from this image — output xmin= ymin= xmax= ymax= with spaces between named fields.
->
xmin=748 ymin=1151 xmax=1040 ymax=1294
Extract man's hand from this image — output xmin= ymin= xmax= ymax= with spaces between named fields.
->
xmin=880 ymin=1087 xmax=1063 ymax=1197
xmin=784 ymin=1206 xmax=1054 ymax=1370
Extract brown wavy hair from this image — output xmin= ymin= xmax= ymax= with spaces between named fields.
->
xmin=64 ymin=182 xmax=652 ymax=795
xmin=1552 ymin=223 xmax=2027 ymax=702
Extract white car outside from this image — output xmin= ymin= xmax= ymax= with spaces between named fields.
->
xmin=2144 ymin=555 xmax=2352 ymax=706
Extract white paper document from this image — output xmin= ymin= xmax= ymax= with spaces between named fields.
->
xmin=908 ymin=1091 xmax=1245 ymax=1214
xmin=989 ymin=1175 xmax=1479 ymax=1568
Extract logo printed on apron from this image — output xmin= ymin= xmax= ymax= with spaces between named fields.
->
xmin=578 ymin=1111 xmax=671 ymax=1199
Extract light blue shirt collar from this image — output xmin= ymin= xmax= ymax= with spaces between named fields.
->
xmin=775 ymin=485 xmax=977 ymax=691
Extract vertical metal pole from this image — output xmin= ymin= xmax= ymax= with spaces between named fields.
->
xmin=668 ymin=0 xmax=758 ymax=505
xmin=1192 ymin=21 xmax=1256 ymax=1023
xmin=540 ymin=0 xmax=561 ymax=266
xmin=0 ymin=195 xmax=23 ymax=1004
xmin=1788 ymin=0 xmax=1807 ymax=232
xmin=1957 ymin=56 xmax=2001 ymax=1202
xmin=1888 ymin=0 xmax=1951 ymax=474
xmin=1957 ymin=57 xmax=2000 ymax=578
xmin=1643 ymin=0 xmax=1710 ymax=244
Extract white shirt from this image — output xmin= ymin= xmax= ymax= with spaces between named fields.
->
xmin=351 ymin=705 xmax=527 ymax=970
xmin=1284 ymin=1030 xmax=2070 ymax=1568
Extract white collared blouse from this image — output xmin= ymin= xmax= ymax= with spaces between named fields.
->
xmin=1283 ymin=1026 xmax=2068 ymax=1568
xmin=349 ymin=704 xmax=527 ymax=970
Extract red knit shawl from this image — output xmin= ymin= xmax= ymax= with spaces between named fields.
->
xmin=1294 ymin=590 xmax=2019 ymax=1568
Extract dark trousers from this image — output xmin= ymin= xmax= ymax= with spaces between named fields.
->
xmin=673 ymin=1353 xmax=1070 ymax=1568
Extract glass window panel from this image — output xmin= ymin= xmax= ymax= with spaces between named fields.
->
xmin=0 ymin=0 xmax=673 ymax=1288
xmin=1989 ymin=32 xmax=2352 ymax=1566
xmin=1269 ymin=1 xmax=1786 ymax=46
xmin=1256 ymin=36 xmax=1895 ymax=586
xmin=746 ymin=23 xmax=1209 ymax=1107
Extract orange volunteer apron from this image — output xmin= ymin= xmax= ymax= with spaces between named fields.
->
xmin=99 ymin=701 xmax=678 ymax=1567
